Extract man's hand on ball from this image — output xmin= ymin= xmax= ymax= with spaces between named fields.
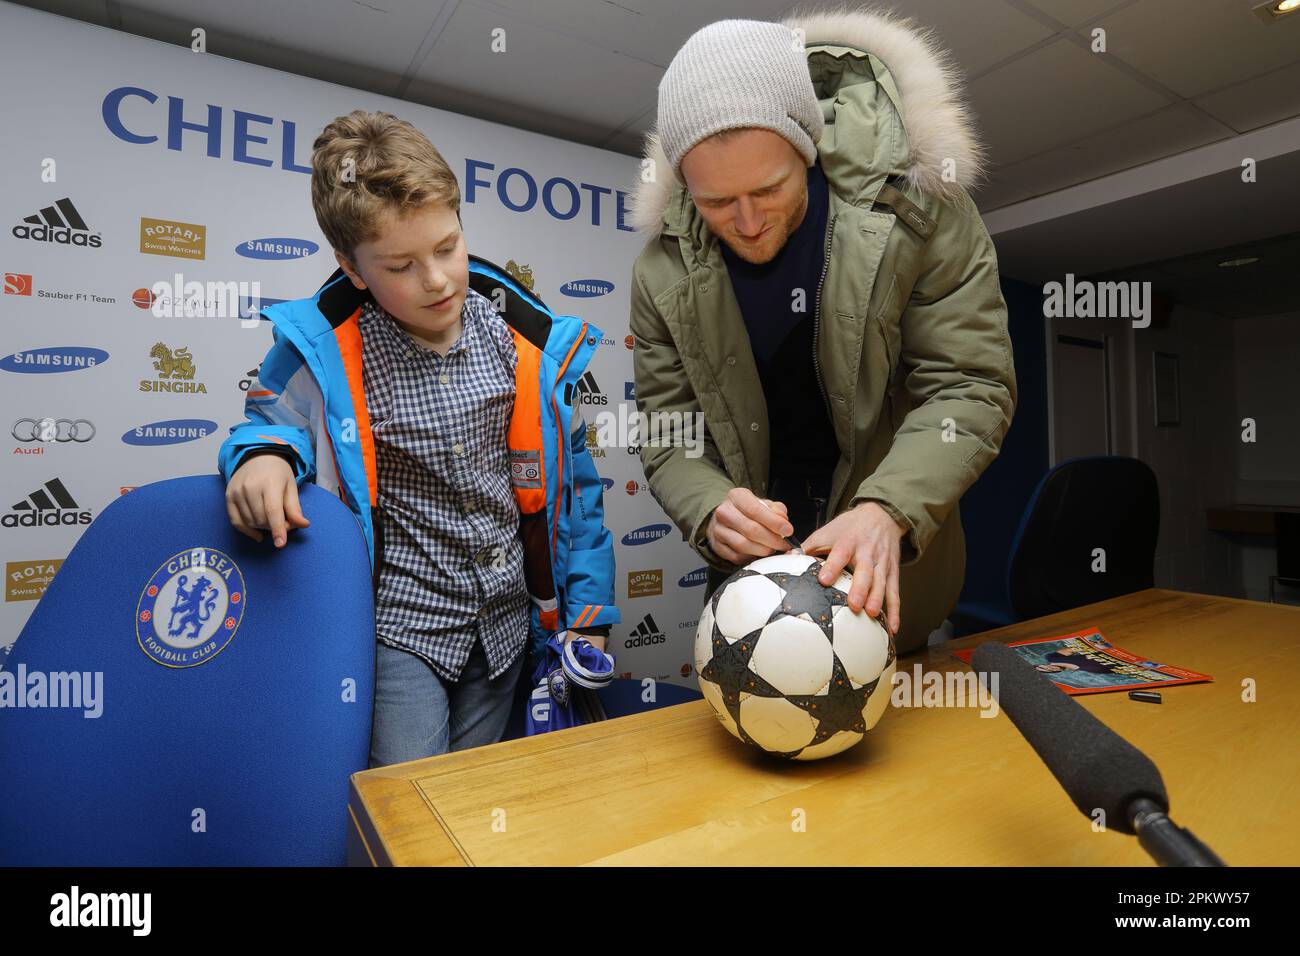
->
xmin=706 ymin=487 xmax=792 ymax=565
xmin=801 ymin=501 xmax=904 ymax=634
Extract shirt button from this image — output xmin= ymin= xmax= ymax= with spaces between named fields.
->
xmin=439 ymin=373 xmax=449 ymax=385
xmin=477 ymin=606 xmax=488 ymax=619
xmin=726 ymin=356 xmax=736 ymax=366
xmin=750 ymin=422 xmax=759 ymax=431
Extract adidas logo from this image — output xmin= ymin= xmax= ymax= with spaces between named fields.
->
xmin=623 ymin=612 xmax=666 ymax=649
xmin=11 ymin=198 xmax=102 ymax=249
xmin=3 ymin=477 xmax=93 ymax=528
xmin=571 ymin=370 xmax=607 ymax=406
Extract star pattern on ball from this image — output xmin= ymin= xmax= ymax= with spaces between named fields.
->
xmin=766 ymin=560 xmax=849 ymax=639
xmin=700 ymin=620 xmax=785 ymax=746
xmin=786 ymin=655 xmax=883 ymax=746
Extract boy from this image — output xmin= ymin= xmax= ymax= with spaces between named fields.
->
xmin=218 ymin=110 xmax=619 ymax=766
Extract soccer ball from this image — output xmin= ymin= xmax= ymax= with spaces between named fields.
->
xmin=695 ymin=552 xmax=896 ymax=760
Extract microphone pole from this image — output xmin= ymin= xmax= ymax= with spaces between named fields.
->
xmin=971 ymin=640 xmax=1225 ymax=867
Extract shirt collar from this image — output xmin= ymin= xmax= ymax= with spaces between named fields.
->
xmin=362 ymin=297 xmax=475 ymax=364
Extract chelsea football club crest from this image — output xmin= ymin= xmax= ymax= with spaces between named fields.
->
xmin=136 ymin=547 xmax=246 ymax=667
xmin=546 ymin=665 xmax=569 ymax=706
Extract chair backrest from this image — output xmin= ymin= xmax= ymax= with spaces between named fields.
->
xmin=596 ymin=678 xmax=703 ymax=719
xmin=0 ymin=475 xmax=374 ymax=865
xmin=1275 ymin=512 xmax=1300 ymax=580
xmin=1007 ymin=456 xmax=1160 ymax=620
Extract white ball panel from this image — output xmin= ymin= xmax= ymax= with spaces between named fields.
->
xmin=747 ymin=616 xmax=834 ymax=697
xmin=861 ymin=660 xmax=896 ymax=731
xmin=748 ymin=553 xmax=818 ymax=577
xmin=830 ymin=607 xmax=891 ymax=684
xmin=737 ymin=694 xmax=817 ymax=754
xmin=794 ymin=730 xmax=863 ymax=761
xmin=714 ymin=573 xmax=783 ymax=641
xmin=693 ymin=601 xmax=715 ymax=674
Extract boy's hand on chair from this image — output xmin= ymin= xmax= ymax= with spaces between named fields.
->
xmin=226 ymin=453 xmax=311 ymax=547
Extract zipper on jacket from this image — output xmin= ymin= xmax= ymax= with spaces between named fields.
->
xmin=811 ymin=213 xmax=837 ymax=427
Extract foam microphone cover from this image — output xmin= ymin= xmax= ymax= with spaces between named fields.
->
xmin=972 ymin=641 xmax=1169 ymax=835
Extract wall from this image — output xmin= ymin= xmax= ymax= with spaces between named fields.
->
xmin=0 ymin=3 xmax=707 ymax=684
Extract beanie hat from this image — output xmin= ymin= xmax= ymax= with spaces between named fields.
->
xmin=657 ymin=19 xmax=824 ymax=184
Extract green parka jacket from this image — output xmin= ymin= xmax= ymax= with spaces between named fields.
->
xmin=629 ymin=9 xmax=1017 ymax=653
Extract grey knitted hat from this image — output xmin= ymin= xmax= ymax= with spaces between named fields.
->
xmin=657 ymin=19 xmax=823 ymax=184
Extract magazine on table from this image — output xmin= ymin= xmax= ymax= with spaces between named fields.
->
xmin=951 ymin=627 xmax=1213 ymax=695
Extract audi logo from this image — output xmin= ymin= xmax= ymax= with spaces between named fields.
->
xmin=12 ymin=418 xmax=96 ymax=442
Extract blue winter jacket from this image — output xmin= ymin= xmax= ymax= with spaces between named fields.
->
xmin=217 ymin=255 xmax=620 ymax=656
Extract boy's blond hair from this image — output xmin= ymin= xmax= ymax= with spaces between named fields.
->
xmin=310 ymin=110 xmax=461 ymax=260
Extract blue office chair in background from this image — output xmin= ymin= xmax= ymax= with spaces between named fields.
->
xmin=952 ymin=455 xmax=1160 ymax=635
xmin=0 ymin=475 xmax=375 ymax=865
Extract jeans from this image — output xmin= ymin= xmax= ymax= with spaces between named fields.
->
xmin=368 ymin=637 xmax=525 ymax=768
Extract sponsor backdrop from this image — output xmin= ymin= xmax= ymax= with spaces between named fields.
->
xmin=0 ymin=3 xmax=707 ymax=686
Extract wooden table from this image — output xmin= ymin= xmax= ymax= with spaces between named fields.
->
xmin=348 ymin=589 xmax=1300 ymax=866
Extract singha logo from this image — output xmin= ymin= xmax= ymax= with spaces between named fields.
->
xmin=504 ymin=260 xmax=535 ymax=292
xmin=141 ymin=343 xmax=206 ymax=394
xmin=150 ymin=342 xmax=195 ymax=379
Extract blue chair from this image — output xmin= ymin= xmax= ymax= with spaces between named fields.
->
xmin=952 ymin=456 xmax=1160 ymax=634
xmin=0 ymin=475 xmax=375 ymax=865
xmin=597 ymin=677 xmax=703 ymax=717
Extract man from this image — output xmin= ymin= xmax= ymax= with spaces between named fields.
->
xmin=629 ymin=11 xmax=1017 ymax=654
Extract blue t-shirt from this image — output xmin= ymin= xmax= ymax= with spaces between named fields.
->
xmin=720 ymin=159 xmax=839 ymax=483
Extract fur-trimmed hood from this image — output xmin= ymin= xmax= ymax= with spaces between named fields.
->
xmin=629 ymin=6 xmax=986 ymax=236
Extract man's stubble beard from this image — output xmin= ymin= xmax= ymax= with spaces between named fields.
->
xmin=720 ymin=182 xmax=810 ymax=266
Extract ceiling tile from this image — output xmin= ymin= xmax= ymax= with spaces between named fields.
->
xmin=409 ymin=2 xmax=662 ymax=139
xmin=118 ymin=0 xmax=444 ymax=73
xmin=477 ymin=0 xmax=792 ymax=68
xmin=987 ymin=102 xmax=1230 ymax=201
xmin=10 ymin=0 xmax=111 ymax=26
xmin=868 ymin=0 xmax=1055 ymax=77
xmin=969 ymin=37 xmax=1170 ymax=168
xmin=1195 ymin=59 xmax=1300 ymax=133
xmin=1095 ymin=0 xmax=1300 ymax=99
xmin=1017 ymin=0 xmax=1137 ymax=29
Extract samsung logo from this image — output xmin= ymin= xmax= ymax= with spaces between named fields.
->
xmin=122 ymin=419 xmax=218 ymax=445
xmin=560 ymin=279 xmax=614 ymax=298
xmin=1 ymin=347 xmax=108 ymax=373
xmin=679 ymin=568 xmax=708 ymax=588
xmin=621 ymin=523 xmax=671 ymax=546
xmin=236 ymin=237 xmax=318 ymax=260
